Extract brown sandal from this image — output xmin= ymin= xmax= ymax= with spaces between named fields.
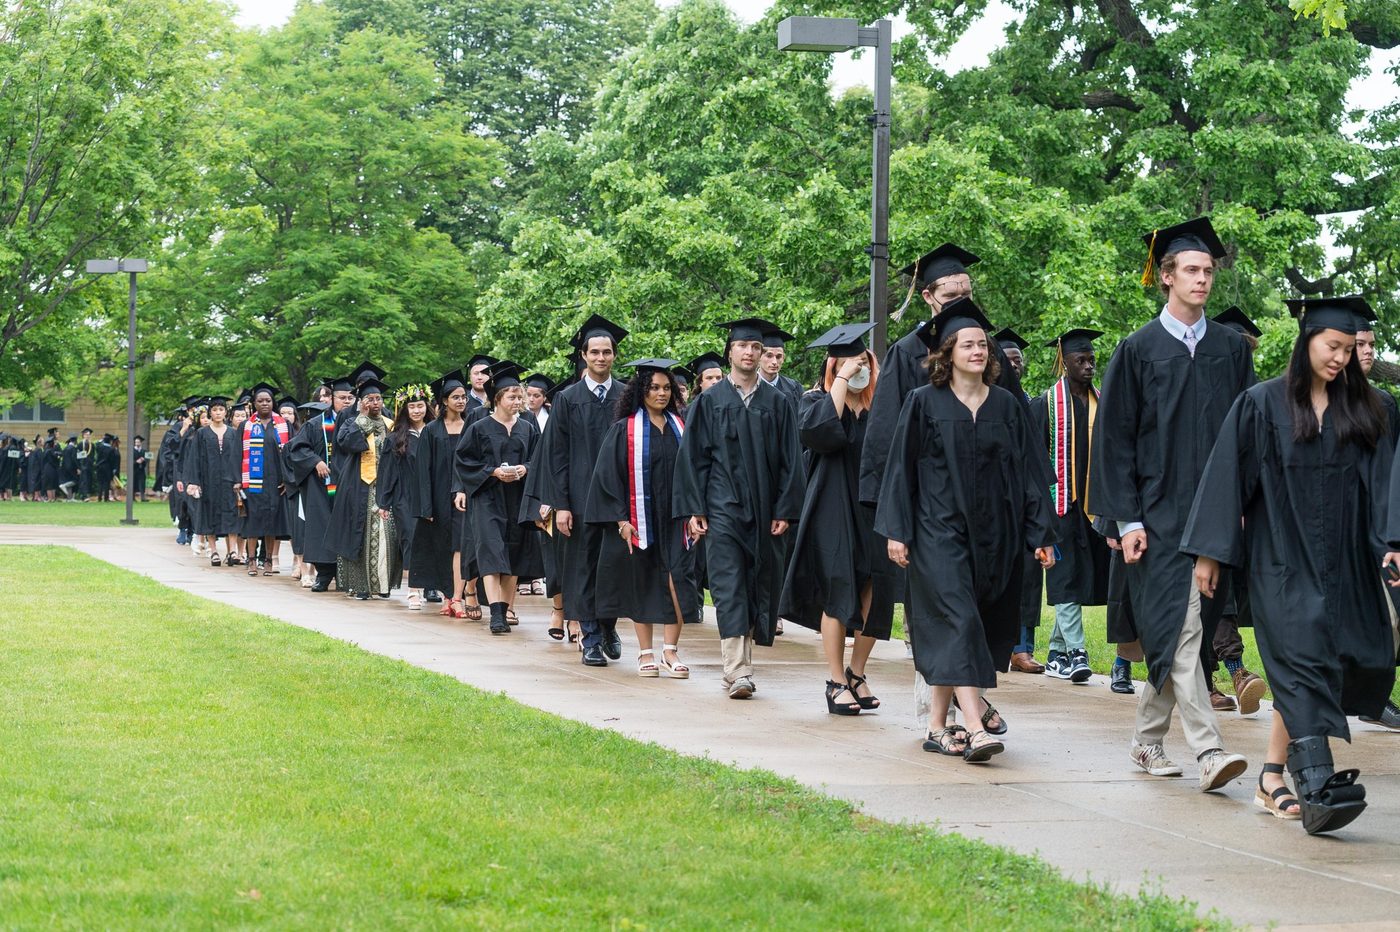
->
xmin=463 ymin=601 xmax=482 ymax=621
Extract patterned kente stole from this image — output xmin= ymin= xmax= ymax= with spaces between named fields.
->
xmin=241 ymin=414 xmax=290 ymax=492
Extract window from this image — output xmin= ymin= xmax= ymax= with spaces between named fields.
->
xmin=0 ymin=402 xmax=65 ymax=423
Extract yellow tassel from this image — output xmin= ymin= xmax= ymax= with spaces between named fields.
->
xmin=1050 ymin=343 xmax=1066 ymax=382
xmin=1140 ymin=229 xmax=1158 ymax=287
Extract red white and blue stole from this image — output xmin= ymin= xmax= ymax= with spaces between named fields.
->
xmin=1048 ymin=378 xmax=1097 ymax=518
xmin=626 ymin=409 xmax=685 ymax=550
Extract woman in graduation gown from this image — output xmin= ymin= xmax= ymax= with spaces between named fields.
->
xmin=413 ymin=370 xmax=478 ymax=619
xmin=586 ymin=359 xmax=700 ymax=677
xmin=182 ymin=397 xmax=243 ymax=566
xmin=1185 ymin=296 xmax=1395 ymax=835
xmin=276 ymin=398 xmax=306 ymax=580
xmin=780 ymin=324 xmax=898 ymax=713
xmin=454 ymin=362 xmax=543 ymax=634
xmin=875 ymin=299 xmax=1056 ymax=763
xmin=239 ymin=385 xmax=292 ymax=574
xmin=379 ymin=383 xmax=433 ymax=609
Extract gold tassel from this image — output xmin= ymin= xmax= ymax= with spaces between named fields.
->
xmin=1140 ymin=229 xmax=1158 ymax=287
xmin=891 ymin=274 xmax=919 ymax=322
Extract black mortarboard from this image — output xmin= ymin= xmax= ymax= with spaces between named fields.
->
xmin=672 ymin=366 xmax=693 ymax=385
xmin=298 ymin=400 xmax=330 ymax=414
xmin=323 ymin=374 xmax=356 ymax=394
xmin=687 ymin=352 xmax=726 ymax=376
xmin=81 ymin=427 xmax=92 ymax=434
xmin=570 ymin=314 xmax=628 ymax=350
xmin=1141 ymin=216 xmax=1227 ymax=285
xmin=761 ymin=327 xmax=795 ymax=348
xmin=66 ymin=434 xmax=77 ymax=442
xmin=547 ymin=374 xmax=576 ymax=400
xmin=206 ymin=395 xmax=231 ymax=407
xmin=235 ymin=390 xmax=252 ymax=406
xmin=485 ymin=360 xmax=527 ymax=391
xmin=1045 ymin=328 xmax=1102 ymax=355
xmin=717 ymin=317 xmax=778 ymax=344
xmin=993 ymin=327 xmax=1029 ymax=351
xmin=465 ymin=353 xmax=498 ymax=374
xmin=355 ymin=377 xmax=388 ymax=398
xmin=624 ymin=357 xmax=680 ymax=375
xmin=917 ymin=297 xmax=994 ymax=350
xmin=349 ymin=361 xmax=386 ymax=386
xmin=431 ymin=368 xmax=467 ymax=399
xmin=807 ymin=322 xmax=874 ymax=357
xmin=899 ymin=243 xmax=980 ymax=288
xmin=180 ymin=395 xmax=202 ymax=408
xmin=249 ymin=382 xmax=280 ymax=401
xmin=134 ymin=435 xmax=145 ymax=442
xmin=1212 ymin=306 xmax=1262 ymax=339
xmin=276 ymin=397 xmax=298 ymax=412
xmin=1285 ymin=295 xmax=1375 ymax=335
xmin=523 ymin=372 xmax=557 ymax=393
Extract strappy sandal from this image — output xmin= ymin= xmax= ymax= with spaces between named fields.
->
xmin=637 ymin=649 xmax=660 ymax=678
xmin=825 ymin=679 xmax=861 ymax=715
xmin=661 ymin=644 xmax=689 ymax=679
xmin=247 ymin=562 xmax=259 ymax=576
xmin=954 ymin=696 xmax=1007 ymax=735
xmin=463 ymin=600 xmax=482 ymax=621
xmin=445 ymin=598 xmax=467 ymax=619
xmin=922 ymin=726 xmax=968 ymax=756
xmin=263 ymin=564 xmax=277 ymax=576
xmin=516 ymin=582 xmax=533 ymax=596
xmin=506 ymin=609 xmax=519 ymax=626
xmin=1255 ymin=763 xmax=1302 ymax=821
xmin=210 ymin=552 xmax=222 ymax=566
xmin=547 ymin=608 xmax=565 ymax=640
xmin=408 ymin=592 xmax=423 ymax=612
xmin=963 ymin=729 xmax=1005 ymax=763
xmin=845 ymin=666 xmax=879 ymax=710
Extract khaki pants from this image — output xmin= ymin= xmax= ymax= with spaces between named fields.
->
xmin=720 ymin=635 xmax=753 ymax=684
xmin=1134 ymin=579 xmax=1224 ymax=757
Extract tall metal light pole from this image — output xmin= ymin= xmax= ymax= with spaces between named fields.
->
xmin=778 ymin=16 xmax=892 ymax=358
xmin=86 ymin=258 xmax=148 ymax=525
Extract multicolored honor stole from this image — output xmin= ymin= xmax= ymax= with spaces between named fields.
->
xmin=241 ymin=414 xmax=290 ymax=492
xmin=626 ymin=409 xmax=685 ymax=550
xmin=322 ymin=411 xmax=337 ymax=497
xmin=1048 ymin=378 xmax=1098 ymax=518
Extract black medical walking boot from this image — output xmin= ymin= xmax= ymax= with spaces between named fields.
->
xmin=1286 ymin=735 xmax=1366 ymax=836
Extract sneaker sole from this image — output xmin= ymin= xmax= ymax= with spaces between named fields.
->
xmin=728 ymin=685 xmax=753 ymax=700
xmin=1236 ymin=677 xmax=1267 ymax=715
xmin=1070 ymin=668 xmax=1092 ymax=684
xmin=1044 ymin=670 xmax=1072 ymax=680
xmin=1201 ymin=757 xmax=1248 ymax=792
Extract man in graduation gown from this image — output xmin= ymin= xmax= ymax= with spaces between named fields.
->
xmin=997 ymin=326 xmax=1047 ymax=675
xmin=758 ymin=326 xmax=804 ymax=405
xmin=1089 ymin=217 xmax=1252 ymax=791
xmin=131 ymin=435 xmax=150 ymax=501
xmin=1031 ymin=330 xmax=1110 ymax=686
xmin=326 ymin=376 xmax=400 ymax=598
xmin=286 ymin=375 xmax=358 ymax=591
xmin=59 ymin=435 xmax=79 ymax=500
xmin=76 ymin=428 xmax=96 ymax=500
xmin=95 ymin=434 xmax=117 ymax=501
xmin=535 ymin=315 xmax=628 ymax=666
xmin=674 ymin=318 xmax=805 ymax=699
xmin=465 ymin=354 xmax=497 ymax=412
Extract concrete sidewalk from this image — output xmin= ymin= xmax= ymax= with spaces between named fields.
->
xmin=6 ymin=524 xmax=1400 ymax=928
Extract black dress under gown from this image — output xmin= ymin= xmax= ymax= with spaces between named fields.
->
xmin=378 ymin=428 xmax=421 ymax=566
xmin=455 ymin=416 xmax=543 ymax=579
xmin=410 ymin=417 xmax=466 ymax=592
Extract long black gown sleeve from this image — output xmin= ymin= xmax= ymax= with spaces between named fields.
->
xmin=1087 ymin=340 xmax=1144 ymax=526
xmin=1180 ymin=393 xmax=1260 ymax=569
xmin=872 ymin=392 xmax=921 ymax=546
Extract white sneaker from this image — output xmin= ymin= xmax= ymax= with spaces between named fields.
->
xmin=1198 ymin=749 xmax=1248 ymax=792
xmin=1131 ymin=741 xmax=1184 ymax=777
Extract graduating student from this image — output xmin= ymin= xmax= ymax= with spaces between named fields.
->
xmin=275 ymin=398 xmax=305 ymax=580
xmin=758 ymin=326 xmax=804 ymax=406
xmin=674 ymin=318 xmax=805 ymax=698
xmin=520 ymin=374 xmax=576 ymax=640
xmin=380 ymin=383 xmax=432 ymax=609
xmin=993 ymin=327 xmax=1029 ymax=381
xmin=239 ymin=384 xmax=292 ymax=575
xmin=521 ymin=372 xmax=555 ymax=434
xmin=996 ymin=326 xmax=1046 ymax=675
xmin=585 ymin=359 xmax=700 ymax=677
xmin=780 ymin=323 xmax=899 ymax=714
xmin=454 ymin=362 xmax=543 ymax=634
xmin=1089 ymin=216 xmax=1252 ymax=791
xmin=285 ymin=375 xmax=357 ymax=592
xmin=536 ymin=315 xmax=629 ymax=667
xmin=59 ymin=435 xmax=79 ymax=500
xmin=94 ymin=434 xmax=117 ymax=501
xmin=413 ymin=369 xmax=476 ymax=618
xmin=131 ymin=435 xmax=150 ymax=501
xmin=76 ymin=427 xmax=96 ymax=500
xmin=231 ymin=391 xmax=250 ymax=432
xmin=465 ymin=353 xmax=497 ymax=411
xmin=687 ymin=352 xmax=726 ymax=397
xmin=1031 ymin=329 xmax=1110 ymax=686
xmin=182 ymin=396 xmax=242 ymax=566
xmin=875 ymin=300 xmax=1056 ymax=762
xmin=1186 ymin=296 xmax=1394 ymax=835
xmin=326 ymin=376 xmax=399 ymax=598
xmin=0 ymin=434 xmax=16 ymax=500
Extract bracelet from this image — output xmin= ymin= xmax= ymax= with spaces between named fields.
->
xmin=834 ymin=375 xmax=848 ymax=382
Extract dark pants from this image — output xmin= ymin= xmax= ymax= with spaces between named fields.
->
xmin=314 ymin=562 xmax=337 ymax=586
xmin=581 ymin=618 xmax=617 ymax=650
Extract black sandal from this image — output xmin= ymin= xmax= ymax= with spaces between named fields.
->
xmin=1255 ymin=763 xmax=1301 ymax=820
xmin=845 ymin=666 xmax=880 ymax=710
xmin=825 ymin=680 xmax=861 ymax=716
xmin=247 ymin=563 xmax=258 ymax=576
xmin=210 ymin=552 xmax=222 ymax=566
xmin=922 ymin=726 xmax=968 ymax=756
xmin=953 ymin=696 xmax=1008 ymax=735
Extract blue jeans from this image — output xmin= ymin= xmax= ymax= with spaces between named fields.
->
xmin=581 ymin=618 xmax=617 ymax=650
xmin=1048 ymin=603 xmax=1086 ymax=654
xmin=1013 ymin=625 xmax=1036 ymax=655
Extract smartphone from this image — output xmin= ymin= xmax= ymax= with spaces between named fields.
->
xmin=1384 ymin=560 xmax=1400 ymax=584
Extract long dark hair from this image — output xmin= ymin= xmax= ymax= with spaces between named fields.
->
xmin=614 ymin=369 xmax=682 ymax=421
xmin=1286 ymin=329 xmax=1385 ymax=449
xmin=391 ymin=396 xmax=435 ymax=456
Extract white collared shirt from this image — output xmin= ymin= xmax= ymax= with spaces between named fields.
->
xmin=583 ymin=374 xmax=614 ymax=398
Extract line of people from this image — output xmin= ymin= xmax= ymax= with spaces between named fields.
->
xmin=145 ymin=215 xmax=1397 ymax=837
xmin=0 ymin=428 xmax=149 ymax=502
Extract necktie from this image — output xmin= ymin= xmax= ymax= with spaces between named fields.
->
xmin=1182 ymin=325 xmax=1197 ymax=358
xmin=596 ymin=385 xmax=606 ymax=401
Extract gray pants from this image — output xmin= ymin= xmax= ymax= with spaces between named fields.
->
xmin=1134 ymin=580 xmax=1224 ymax=757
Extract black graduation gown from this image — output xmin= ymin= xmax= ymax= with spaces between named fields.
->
xmin=239 ymin=419 xmax=290 ymax=539
xmin=132 ymin=445 xmax=149 ymax=494
xmin=455 ymin=405 xmax=491 ymax=580
xmin=378 ymin=428 xmax=421 ymax=563
xmin=284 ymin=412 xmax=340 ymax=565
xmin=455 ymin=416 xmax=544 ymax=578
xmin=585 ymin=416 xmax=699 ymax=625
xmin=1088 ymin=318 xmax=1253 ymax=690
xmin=408 ymin=417 xmax=465 ymax=590
xmin=324 ymin=415 xmax=392 ymax=561
xmin=42 ymin=446 xmax=61 ymax=492
xmin=60 ymin=444 xmax=78 ymax=489
xmin=779 ymin=391 xmax=897 ymax=638
xmin=183 ymin=425 xmax=240 ymax=537
xmin=672 ymin=379 xmax=805 ymax=643
xmin=0 ymin=441 xmax=17 ymax=490
xmin=158 ymin=426 xmax=181 ymax=517
xmin=1183 ymin=379 xmax=1395 ymax=738
xmin=1030 ymin=387 xmax=1110 ymax=606
xmin=874 ymin=384 xmax=1056 ymax=689
xmin=536 ymin=378 xmax=625 ymax=620
xmin=518 ymin=435 xmax=563 ymax=595
xmin=765 ymin=373 xmax=804 ymax=406
xmin=75 ymin=439 xmax=95 ymax=493
xmin=95 ymin=441 xmax=115 ymax=492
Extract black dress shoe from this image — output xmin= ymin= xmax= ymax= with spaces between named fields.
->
xmin=1110 ymin=664 xmax=1135 ymax=694
xmin=424 ymin=589 xmax=443 ymax=602
xmin=602 ymin=629 xmax=622 ymax=661
xmin=310 ymin=580 xmax=330 ymax=592
xmin=1360 ymin=700 xmax=1400 ymax=730
xmin=582 ymin=645 xmax=608 ymax=667
xmin=354 ymin=592 xmax=369 ymax=601
xmin=489 ymin=616 xmax=510 ymax=635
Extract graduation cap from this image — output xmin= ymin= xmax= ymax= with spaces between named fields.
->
xmin=464 ymin=353 xmax=498 ymax=374
xmin=349 ymin=361 xmax=386 ymax=386
xmin=275 ymin=397 xmax=299 ymax=412
xmin=1212 ymin=306 xmax=1262 ymax=339
xmin=687 ymin=352 xmax=726 ymax=376
xmin=80 ymin=427 xmax=93 ymax=435
xmin=1140 ymin=216 xmax=1227 ymax=286
xmin=1285 ymin=295 xmax=1374 ymax=335
xmin=899 ymin=243 xmax=980 ymax=288
xmin=993 ymin=327 xmax=1029 ymax=351
xmin=234 ymin=390 xmax=252 ymax=407
xmin=762 ymin=326 xmax=796 ymax=349
xmin=134 ymin=435 xmax=146 ymax=442
xmin=1044 ymin=328 xmax=1103 ymax=355
xmin=523 ymin=372 xmax=557 ymax=393
xmin=485 ymin=360 xmax=528 ymax=392
xmin=717 ymin=317 xmax=780 ymax=344
xmin=431 ymin=368 xmax=467 ymax=399
xmin=180 ymin=395 xmax=203 ymax=408
xmin=206 ymin=395 xmax=232 ymax=408
xmin=323 ymin=374 xmax=356 ymax=394
xmin=570 ymin=314 xmax=628 ymax=350
xmin=298 ymin=400 xmax=330 ymax=414
xmin=248 ymin=382 xmax=280 ymax=401
xmin=917 ymin=297 xmax=994 ymax=351
xmin=807 ymin=322 xmax=875 ymax=358
xmin=66 ymin=434 xmax=77 ymax=442
xmin=547 ymin=374 xmax=577 ymax=400
xmin=672 ymin=366 xmax=693 ymax=386
xmin=624 ymin=357 xmax=680 ymax=375
xmin=354 ymin=377 xmax=387 ymax=398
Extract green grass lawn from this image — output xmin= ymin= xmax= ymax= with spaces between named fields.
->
xmin=0 ymin=498 xmax=173 ymax=527
xmin=0 ymin=545 xmax=1224 ymax=929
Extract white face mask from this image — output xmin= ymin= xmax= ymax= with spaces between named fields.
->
xmin=845 ymin=366 xmax=871 ymax=391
